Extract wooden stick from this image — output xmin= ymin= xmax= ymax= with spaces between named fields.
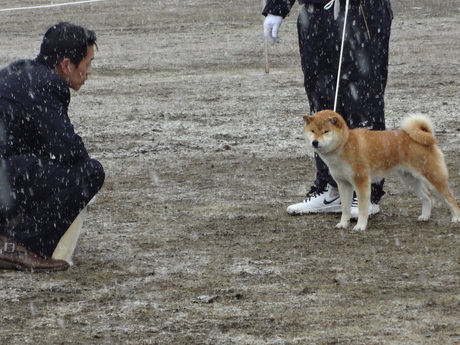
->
xmin=262 ymin=0 xmax=269 ymax=74
xmin=264 ymin=37 xmax=270 ymax=74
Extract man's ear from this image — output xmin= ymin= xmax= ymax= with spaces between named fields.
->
xmin=303 ymin=115 xmax=314 ymax=124
xmin=57 ymin=58 xmax=72 ymax=75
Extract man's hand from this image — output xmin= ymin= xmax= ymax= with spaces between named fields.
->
xmin=263 ymin=14 xmax=283 ymax=44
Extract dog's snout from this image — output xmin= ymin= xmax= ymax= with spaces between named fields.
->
xmin=312 ymin=140 xmax=319 ymax=148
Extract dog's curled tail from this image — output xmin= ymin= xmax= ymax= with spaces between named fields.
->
xmin=401 ymin=114 xmax=436 ymax=146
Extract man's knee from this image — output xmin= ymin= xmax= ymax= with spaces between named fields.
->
xmin=82 ymin=158 xmax=105 ymax=194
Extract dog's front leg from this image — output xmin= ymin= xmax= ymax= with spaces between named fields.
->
xmin=353 ymin=181 xmax=371 ymax=231
xmin=336 ymin=182 xmax=353 ymax=229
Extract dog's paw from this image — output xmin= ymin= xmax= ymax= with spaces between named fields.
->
xmin=417 ymin=215 xmax=430 ymax=222
xmin=335 ymin=221 xmax=349 ymax=229
xmin=352 ymin=223 xmax=367 ymax=231
xmin=452 ymin=217 xmax=460 ymax=223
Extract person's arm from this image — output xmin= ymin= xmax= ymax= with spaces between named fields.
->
xmin=262 ymin=0 xmax=296 ymax=19
xmin=31 ymin=72 xmax=89 ymax=163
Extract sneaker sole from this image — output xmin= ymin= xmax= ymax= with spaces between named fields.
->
xmin=350 ymin=206 xmax=380 ymax=219
xmin=288 ymin=206 xmax=380 ymax=218
xmin=287 ymin=205 xmax=343 ymax=215
xmin=0 ymin=259 xmax=69 ymax=272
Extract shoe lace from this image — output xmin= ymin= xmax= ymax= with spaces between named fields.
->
xmin=305 ymin=186 xmax=326 ymax=201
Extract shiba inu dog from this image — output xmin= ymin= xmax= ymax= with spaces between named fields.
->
xmin=303 ymin=110 xmax=460 ymax=231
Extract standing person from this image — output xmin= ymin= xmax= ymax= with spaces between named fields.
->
xmin=0 ymin=22 xmax=105 ymax=271
xmin=262 ymin=0 xmax=393 ymax=216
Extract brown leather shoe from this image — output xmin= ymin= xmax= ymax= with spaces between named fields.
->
xmin=0 ymin=236 xmax=69 ymax=272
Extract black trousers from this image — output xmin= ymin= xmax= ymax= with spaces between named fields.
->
xmin=297 ymin=1 xmax=392 ymax=203
xmin=0 ymin=155 xmax=105 ymax=258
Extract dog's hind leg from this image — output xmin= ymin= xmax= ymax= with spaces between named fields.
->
xmin=423 ymin=172 xmax=460 ymax=223
xmin=415 ymin=148 xmax=460 ymax=222
xmin=398 ymin=171 xmax=432 ymax=221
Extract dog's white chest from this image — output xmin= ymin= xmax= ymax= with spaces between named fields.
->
xmin=320 ymin=154 xmax=353 ymax=180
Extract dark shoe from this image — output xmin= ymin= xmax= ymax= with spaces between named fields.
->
xmin=0 ymin=236 xmax=69 ymax=272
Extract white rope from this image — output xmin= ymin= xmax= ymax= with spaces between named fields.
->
xmin=0 ymin=0 xmax=103 ymax=12
xmin=324 ymin=0 xmax=350 ymax=112
xmin=324 ymin=0 xmax=340 ymax=19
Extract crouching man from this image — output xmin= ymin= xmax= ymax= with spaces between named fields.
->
xmin=0 ymin=22 xmax=105 ymax=272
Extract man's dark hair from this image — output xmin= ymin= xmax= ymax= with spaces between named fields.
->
xmin=36 ymin=22 xmax=97 ymax=69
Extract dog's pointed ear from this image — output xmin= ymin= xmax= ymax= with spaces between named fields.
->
xmin=303 ymin=115 xmax=314 ymax=124
xmin=330 ymin=116 xmax=342 ymax=128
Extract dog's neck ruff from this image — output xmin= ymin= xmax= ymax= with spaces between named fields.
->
xmin=315 ymin=144 xmax=342 ymax=158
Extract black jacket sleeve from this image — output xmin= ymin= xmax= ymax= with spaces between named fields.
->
xmin=261 ymin=0 xmax=379 ymax=19
xmin=262 ymin=0 xmax=296 ymax=19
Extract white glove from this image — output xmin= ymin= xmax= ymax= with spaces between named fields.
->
xmin=263 ymin=14 xmax=283 ymax=44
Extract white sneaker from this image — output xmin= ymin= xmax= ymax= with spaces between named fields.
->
xmin=287 ymin=184 xmax=342 ymax=215
xmin=350 ymin=197 xmax=380 ymax=219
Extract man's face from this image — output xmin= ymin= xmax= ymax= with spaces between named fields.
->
xmin=67 ymin=45 xmax=94 ymax=91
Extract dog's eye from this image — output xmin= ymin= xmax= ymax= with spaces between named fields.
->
xmin=323 ymin=130 xmax=329 ymax=134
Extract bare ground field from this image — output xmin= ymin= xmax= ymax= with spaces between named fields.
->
xmin=0 ymin=0 xmax=459 ymax=344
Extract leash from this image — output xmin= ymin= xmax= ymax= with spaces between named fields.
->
xmin=0 ymin=0 xmax=103 ymax=12
xmin=324 ymin=0 xmax=350 ymax=113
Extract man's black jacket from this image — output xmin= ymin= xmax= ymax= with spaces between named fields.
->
xmin=262 ymin=0 xmax=390 ymax=19
xmin=0 ymin=59 xmax=89 ymax=175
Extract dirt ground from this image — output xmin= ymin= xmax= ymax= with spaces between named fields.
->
xmin=0 ymin=0 xmax=459 ymax=344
